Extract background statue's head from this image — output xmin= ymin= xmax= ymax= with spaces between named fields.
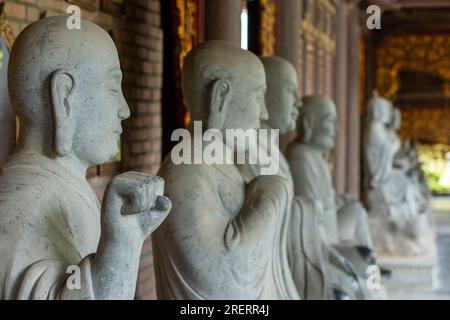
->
xmin=298 ymin=95 xmax=337 ymax=151
xmin=9 ymin=16 xmax=130 ymax=167
xmin=367 ymin=91 xmax=393 ymax=125
xmin=182 ymin=41 xmax=268 ymax=135
xmin=259 ymin=56 xmax=301 ymax=134
xmin=392 ymin=107 xmax=402 ymax=130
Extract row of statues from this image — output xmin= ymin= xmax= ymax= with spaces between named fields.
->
xmin=0 ymin=16 xmax=431 ymax=300
xmin=364 ymin=93 xmax=434 ymax=257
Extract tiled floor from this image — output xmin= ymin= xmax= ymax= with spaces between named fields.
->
xmin=387 ymin=198 xmax=450 ymax=300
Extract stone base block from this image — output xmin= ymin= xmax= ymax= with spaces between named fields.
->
xmin=379 ymin=253 xmax=437 ymax=297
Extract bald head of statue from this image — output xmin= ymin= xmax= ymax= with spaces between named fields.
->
xmin=181 ymin=41 xmax=268 ymax=133
xmin=8 ymin=16 xmax=130 ymax=167
xmin=367 ymin=92 xmax=393 ymax=126
xmin=298 ymin=95 xmax=337 ymax=151
xmin=259 ymin=56 xmax=301 ymax=134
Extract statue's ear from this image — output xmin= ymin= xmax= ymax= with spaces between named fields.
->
xmin=50 ymin=69 xmax=76 ymax=157
xmin=301 ymin=113 xmax=314 ymax=142
xmin=207 ymin=79 xmax=231 ymax=130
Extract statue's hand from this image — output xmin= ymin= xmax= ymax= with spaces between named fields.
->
xmin=101 ymin=172 xmax=172 ymax=245
xmin=246 ymin=175 xmax=289 ymax=213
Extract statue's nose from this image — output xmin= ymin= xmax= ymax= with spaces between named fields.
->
xmin=119 ymin=102 xmax=131 ymax=120
xmin=260 ymin=103 xmax=269 ymax=121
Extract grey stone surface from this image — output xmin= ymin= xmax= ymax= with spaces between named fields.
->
xmin=364 ymin=92 xmax=433 ymax=257
xmin=152 ymin=42 xmax=300 ymax=300
xmin=0 ymin=16 xmax=171 ymax=300
xmin=386 ymin=199 xmax=450 ymax=300
xmin=286 ymin=94 xmax=378 ymax=299
xmin=258 ymin=57 xmax=366 ymax=300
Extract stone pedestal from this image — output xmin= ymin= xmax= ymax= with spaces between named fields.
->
xmin=379 ymin=250 xmax=438 ymax=298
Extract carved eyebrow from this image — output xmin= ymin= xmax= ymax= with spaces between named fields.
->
xmin=108 ymin=69 xmax=123 ymax=80
xmin=257 ymin=85 xmax=267 ymax=91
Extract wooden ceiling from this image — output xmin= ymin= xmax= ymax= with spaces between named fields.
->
xmin=359 ymin=0 xmax=450 ymax=35
xmin=361 ymin=0 xmax=450 ymax=11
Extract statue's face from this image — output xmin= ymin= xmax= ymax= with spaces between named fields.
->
xmin=268 ymin=73 xmax=302 ymax=134
xmin=376 ymin=100 xmax=393 ymax=125
xmin=71 ymin=40 xmax=130 ymax=166
xmin=310 ymin=101 xmax=337 ymax=150
xmin=266 ymin=66 xmax=301 ymax=133
xmin=222 ymin=61 xmax=268 ymax=152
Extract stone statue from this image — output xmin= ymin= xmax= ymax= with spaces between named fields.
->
xmin=256 ymin=57 xmax=365 ymax=300
xmin=286 ymin=95 xmax=387 ymax=299
xmin=364 ymin=92 xmax=432 ymax=256
xmin=394 ymin=138 xmax=431 ymax=202
xmin=152 ymin=42 xmax=300 ymax=300
xmin=0 ymin=16 xmax=171 ymax=300
xmin=0 ymin=33 xmax=15 ymax=166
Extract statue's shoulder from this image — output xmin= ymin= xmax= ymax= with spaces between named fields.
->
xmin=287 ymin=143 xmax=313 ymax=161
xmin=159 ymin=152 xmax=212 ymax=180
xmin=0 ymin=156 xmax=64 ymax=220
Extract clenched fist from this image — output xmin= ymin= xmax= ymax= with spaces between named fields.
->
xmin=101 ymin=172 xmax=172 ymax=246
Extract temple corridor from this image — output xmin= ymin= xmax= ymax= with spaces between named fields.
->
xmin=1 ymin=0 xmax=450 ymax=301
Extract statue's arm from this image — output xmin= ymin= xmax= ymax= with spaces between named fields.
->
xmin=87 ymin=172 xmax=171 ymax=300
xmin=15 ymin=172 xmax=172 ymax=300
xmin=224 ymin=175 xmax=286 ymax=254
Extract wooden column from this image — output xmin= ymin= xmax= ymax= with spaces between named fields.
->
xmin=277 ymin=0 xmax=301 ymax=73
xmin=204 ymin=0 xmax=241 ymax=46
xmin=346 ymin=2 xmax=362 ymax=197
xmin=276 ymin=0 xmax=302 ymax=153
xmin=333 ymin=1 xmax=349 ymax=195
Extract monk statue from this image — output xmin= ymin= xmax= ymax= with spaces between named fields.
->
xmin=152 ymin=42 xmax=300 ymax=300
xmin=286 ymin=95 xmax=389 ymax=299
xmin=394 ymin=135 xmax=431 ymax=202
xmin=391 ymin=110 xmax=431 ymax=203
xmin=0 ymin=16 xmax=171 ymax=300
xmin=364 ymin=92 xmax=432 ymax=256
xmin=254 ymin=56 xmax=366 ymax=300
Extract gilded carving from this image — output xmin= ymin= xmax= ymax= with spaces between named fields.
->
xmin=376 ymin=35 xmax=450 ymax=100
xmin=260 ymin=0 xmax=276 ymax=56
xmin=176 ymin=0 xmax=197 ymax=70
xmin=375 ymin=34 xmax=450 ymax=144
xmin=0 ymin=3 xmax=13 ymax=50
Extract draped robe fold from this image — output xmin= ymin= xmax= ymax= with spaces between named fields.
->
xmin=152 ymin=140 xmax=301 ymax=300
xmin=0 ymin=152 xmax=100 ymax=300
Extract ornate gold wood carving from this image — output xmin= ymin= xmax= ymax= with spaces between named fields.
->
xmin=260 ymin=0 xmax=276 ymax=56
xmin=376 ymin=34 xmax=450 ymax=100
xmin=375 ymin=34 xmax=450 ymax=145
xmin=176 ymin=0 xmax=197 ymax=70
xmin=0 ymin=2 xmax=13 ymax=50
xmin=175 ymin=0 xmax=198 ymax=128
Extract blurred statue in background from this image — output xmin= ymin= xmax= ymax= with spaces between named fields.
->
xmin=287 ymin=95 xmax=385 ymax=299
xmin=152 ymin=42 xmax=300 ymax=300
xmin=364 ymin=92 xmax=433 ymax=257
xmin=257 ymin=57 xmax=366 ymax=300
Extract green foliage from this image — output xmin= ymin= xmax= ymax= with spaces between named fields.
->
xmin=418 ymin=143 xmax=450 ymax=195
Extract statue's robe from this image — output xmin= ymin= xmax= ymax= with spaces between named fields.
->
xmin=0 ymin=152 xmax=100 ymax=300
xmin=152 ymin=139 xmax=300 ymax=300
xmin=287 ymin=143 xmax=372 ymax=248
xmin=365 ymin=123 xmax=425 ymax=219
xmin=249 ymin=127 xmax=363 ymax=299
xmin=239 ymin=129 xmax=328 ymax=300
xmin=365 ymin=122 xmax=433 ymax=256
